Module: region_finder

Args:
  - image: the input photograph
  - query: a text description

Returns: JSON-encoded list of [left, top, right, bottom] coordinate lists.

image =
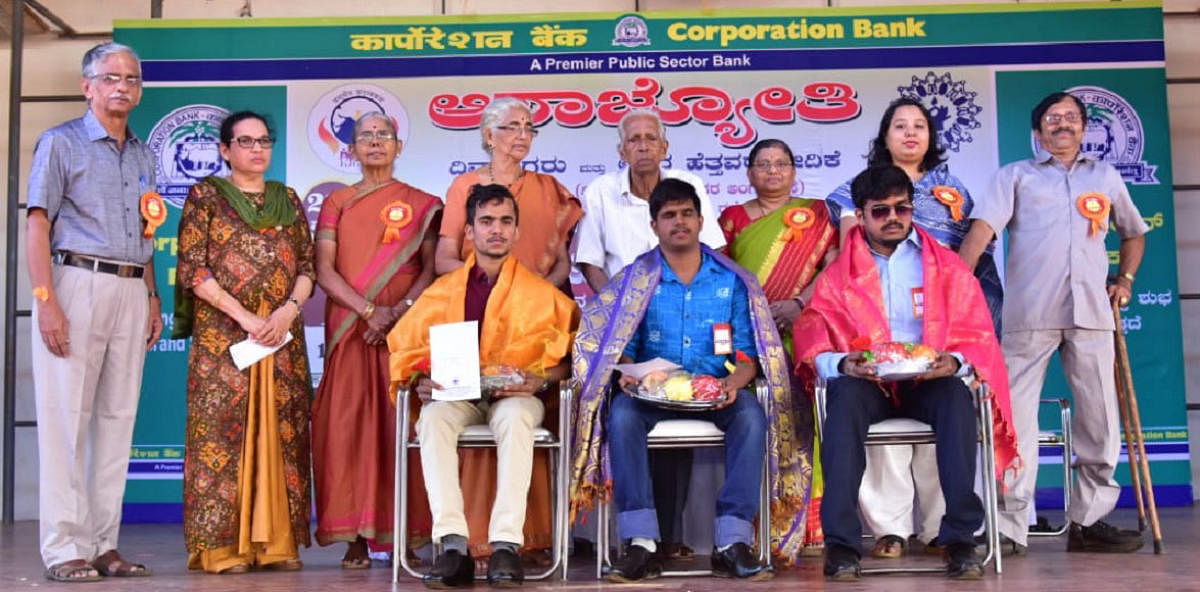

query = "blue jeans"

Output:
[[606, 390, 767, 547], [975, 252, 1004, 336]]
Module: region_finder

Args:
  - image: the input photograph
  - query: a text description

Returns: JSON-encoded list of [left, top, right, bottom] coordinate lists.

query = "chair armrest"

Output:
[[558, 379, 575, 444], [1040, 397, 1070, 411], [754, 377, 770, 411], [814, 376, 828, 438]]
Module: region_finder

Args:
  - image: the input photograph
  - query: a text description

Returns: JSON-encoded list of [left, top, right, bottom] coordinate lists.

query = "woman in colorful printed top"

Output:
[[176, 111, 315, 574]]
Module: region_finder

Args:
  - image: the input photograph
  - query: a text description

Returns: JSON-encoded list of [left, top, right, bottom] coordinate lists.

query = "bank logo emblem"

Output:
[[307, 83, 410, 173], [897, 71, 981, 153], [1065, 85, 1158, 185], [147, 104, 229, 209], [612, 15, 650, 48]]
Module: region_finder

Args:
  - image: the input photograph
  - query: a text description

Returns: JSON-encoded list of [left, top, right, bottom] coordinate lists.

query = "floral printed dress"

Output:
[[177, 179, 315, 556]]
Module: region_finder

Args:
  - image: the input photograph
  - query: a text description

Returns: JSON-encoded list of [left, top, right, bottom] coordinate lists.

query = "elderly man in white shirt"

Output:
[[572, 108, 724, 558], [573, 109, 725, 293]]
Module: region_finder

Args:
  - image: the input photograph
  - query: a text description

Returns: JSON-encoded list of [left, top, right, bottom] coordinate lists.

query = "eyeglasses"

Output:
[[232, 136, 275, 149], [92, 73, 142, 87], [752, 160, 793, 171], [494, 124, 538, 137], [356, 131, 396, 142], [1044, 112, 1083, 124], [867, 203, 915, 221]]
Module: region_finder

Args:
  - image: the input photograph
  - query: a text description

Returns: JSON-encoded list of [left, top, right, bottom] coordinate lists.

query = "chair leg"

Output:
[[981, 402, 1001, 575], [393, 397, 410, 581], [596, 503, 607, 579], [395, 401, 421, 581]]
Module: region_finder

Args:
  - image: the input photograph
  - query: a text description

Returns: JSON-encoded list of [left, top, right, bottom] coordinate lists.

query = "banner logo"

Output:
[[897, 71, 981, 152], [612, 15, 650, 48], [147, 104, 229, 209], [1066, 85, 1158, 185], [307, 83, 410, 173]]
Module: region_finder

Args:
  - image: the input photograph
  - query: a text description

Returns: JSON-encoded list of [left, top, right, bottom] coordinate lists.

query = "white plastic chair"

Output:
[[391, 382, 573, 583], [814, 375, 1002, 575], [595, 380, 772, 579], [1029, 398, 1074, 537]]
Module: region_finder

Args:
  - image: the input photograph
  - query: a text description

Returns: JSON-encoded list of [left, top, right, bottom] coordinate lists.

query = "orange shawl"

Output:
[[793, 226, 1019, 480], [386, 252, 578, 395]]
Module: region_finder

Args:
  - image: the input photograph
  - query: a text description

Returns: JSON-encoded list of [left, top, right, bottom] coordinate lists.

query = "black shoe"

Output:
[[423, 549, 474, 589], [607, 544, 662, 583], [945, 542, 983, 580], [711, 542, 774, 581], [1067, 520, 1144, 553], [485, 548, 523, 588], [823, 544, 861, 582], [974, 532, 1027, 557]]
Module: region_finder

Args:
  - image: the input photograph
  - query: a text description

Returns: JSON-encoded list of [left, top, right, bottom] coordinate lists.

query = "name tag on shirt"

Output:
[[912, 287, 925, 318], [713, 323, 733, 355]]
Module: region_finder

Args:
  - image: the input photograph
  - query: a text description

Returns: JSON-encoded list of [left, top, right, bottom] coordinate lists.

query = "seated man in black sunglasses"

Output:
[[793, 165, 1017, 582]]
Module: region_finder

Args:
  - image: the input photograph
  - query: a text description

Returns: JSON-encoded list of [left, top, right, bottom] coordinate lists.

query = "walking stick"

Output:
[[1112, 360, 1146, 532], [1112, 302, 1164, 554]]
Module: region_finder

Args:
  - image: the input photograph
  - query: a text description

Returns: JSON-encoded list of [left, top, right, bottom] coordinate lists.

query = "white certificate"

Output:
[[229, 331, 293, 371], [429, 321, 482, 401]]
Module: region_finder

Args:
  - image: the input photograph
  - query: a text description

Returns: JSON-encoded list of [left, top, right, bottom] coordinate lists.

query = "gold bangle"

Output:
[[213, 291, 223, 308], [1120, 271, 1135, 283], [361, 301, 376, 320]]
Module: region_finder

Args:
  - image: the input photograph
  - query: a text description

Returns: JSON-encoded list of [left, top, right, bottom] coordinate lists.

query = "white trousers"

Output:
[[998, 328, 1121, 545], [32, 265, 148, 567], [416, 395, 544, 546], [859, 444, 945, 543]]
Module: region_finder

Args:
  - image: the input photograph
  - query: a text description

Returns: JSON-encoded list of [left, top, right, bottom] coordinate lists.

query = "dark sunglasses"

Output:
[[866, 203, 915, 221]]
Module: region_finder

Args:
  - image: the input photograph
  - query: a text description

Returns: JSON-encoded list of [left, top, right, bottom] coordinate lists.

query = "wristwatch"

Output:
[[1119, 271, 1135, 283]]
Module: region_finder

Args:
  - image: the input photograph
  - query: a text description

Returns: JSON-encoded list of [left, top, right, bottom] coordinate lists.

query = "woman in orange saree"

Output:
[[311, 113, 443, 567], [428, 97, 581, 564], [718, 139, 837, 558]]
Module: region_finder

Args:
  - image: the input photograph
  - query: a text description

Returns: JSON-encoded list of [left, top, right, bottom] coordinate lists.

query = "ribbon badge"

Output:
[[140, 192, 167, 238], [931, 185, 965, 221], [781, 206, 816, 242], [380, 200, 413, 244], [1076, 192, 1110, 237]]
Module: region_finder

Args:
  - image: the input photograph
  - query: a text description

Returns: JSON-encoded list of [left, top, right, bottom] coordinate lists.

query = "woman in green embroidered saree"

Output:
[[178, 112, 316, 573], [717, 139, 837, 556]]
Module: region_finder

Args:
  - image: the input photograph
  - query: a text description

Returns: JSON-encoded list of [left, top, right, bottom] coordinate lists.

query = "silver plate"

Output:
[[631, 386, 726, 411], [875, 370, 928, 382], [874, 359, 931, 382]]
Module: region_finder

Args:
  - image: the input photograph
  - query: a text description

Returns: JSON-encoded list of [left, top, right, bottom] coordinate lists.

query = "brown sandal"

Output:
[[341, 538, 371, 569], [45, 559, 102, 582], [91, 550, 152, 577], [260, 558, 303, 571], [870, 535, 906, 559]]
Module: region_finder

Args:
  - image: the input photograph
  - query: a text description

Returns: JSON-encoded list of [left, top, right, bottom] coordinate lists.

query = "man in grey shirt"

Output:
[[26, 42, 162, 581], [960, 91, 1146, 554]]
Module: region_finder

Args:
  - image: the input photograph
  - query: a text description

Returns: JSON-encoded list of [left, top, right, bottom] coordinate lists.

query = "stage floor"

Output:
[[0, 507, 1192, 591]]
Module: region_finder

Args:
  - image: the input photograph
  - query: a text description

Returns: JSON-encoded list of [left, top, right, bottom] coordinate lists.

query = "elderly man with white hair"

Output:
[[573, 109, 725, 293], [26, 41, 162, 582]]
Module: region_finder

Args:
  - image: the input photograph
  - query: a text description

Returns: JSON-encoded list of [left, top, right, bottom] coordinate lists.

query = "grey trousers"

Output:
[[998, 328, 1122, 545], [33, 265, 148, 567]]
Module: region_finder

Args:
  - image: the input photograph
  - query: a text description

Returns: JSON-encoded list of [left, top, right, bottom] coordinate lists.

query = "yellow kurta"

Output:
[[387, 253, 577, 390]]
